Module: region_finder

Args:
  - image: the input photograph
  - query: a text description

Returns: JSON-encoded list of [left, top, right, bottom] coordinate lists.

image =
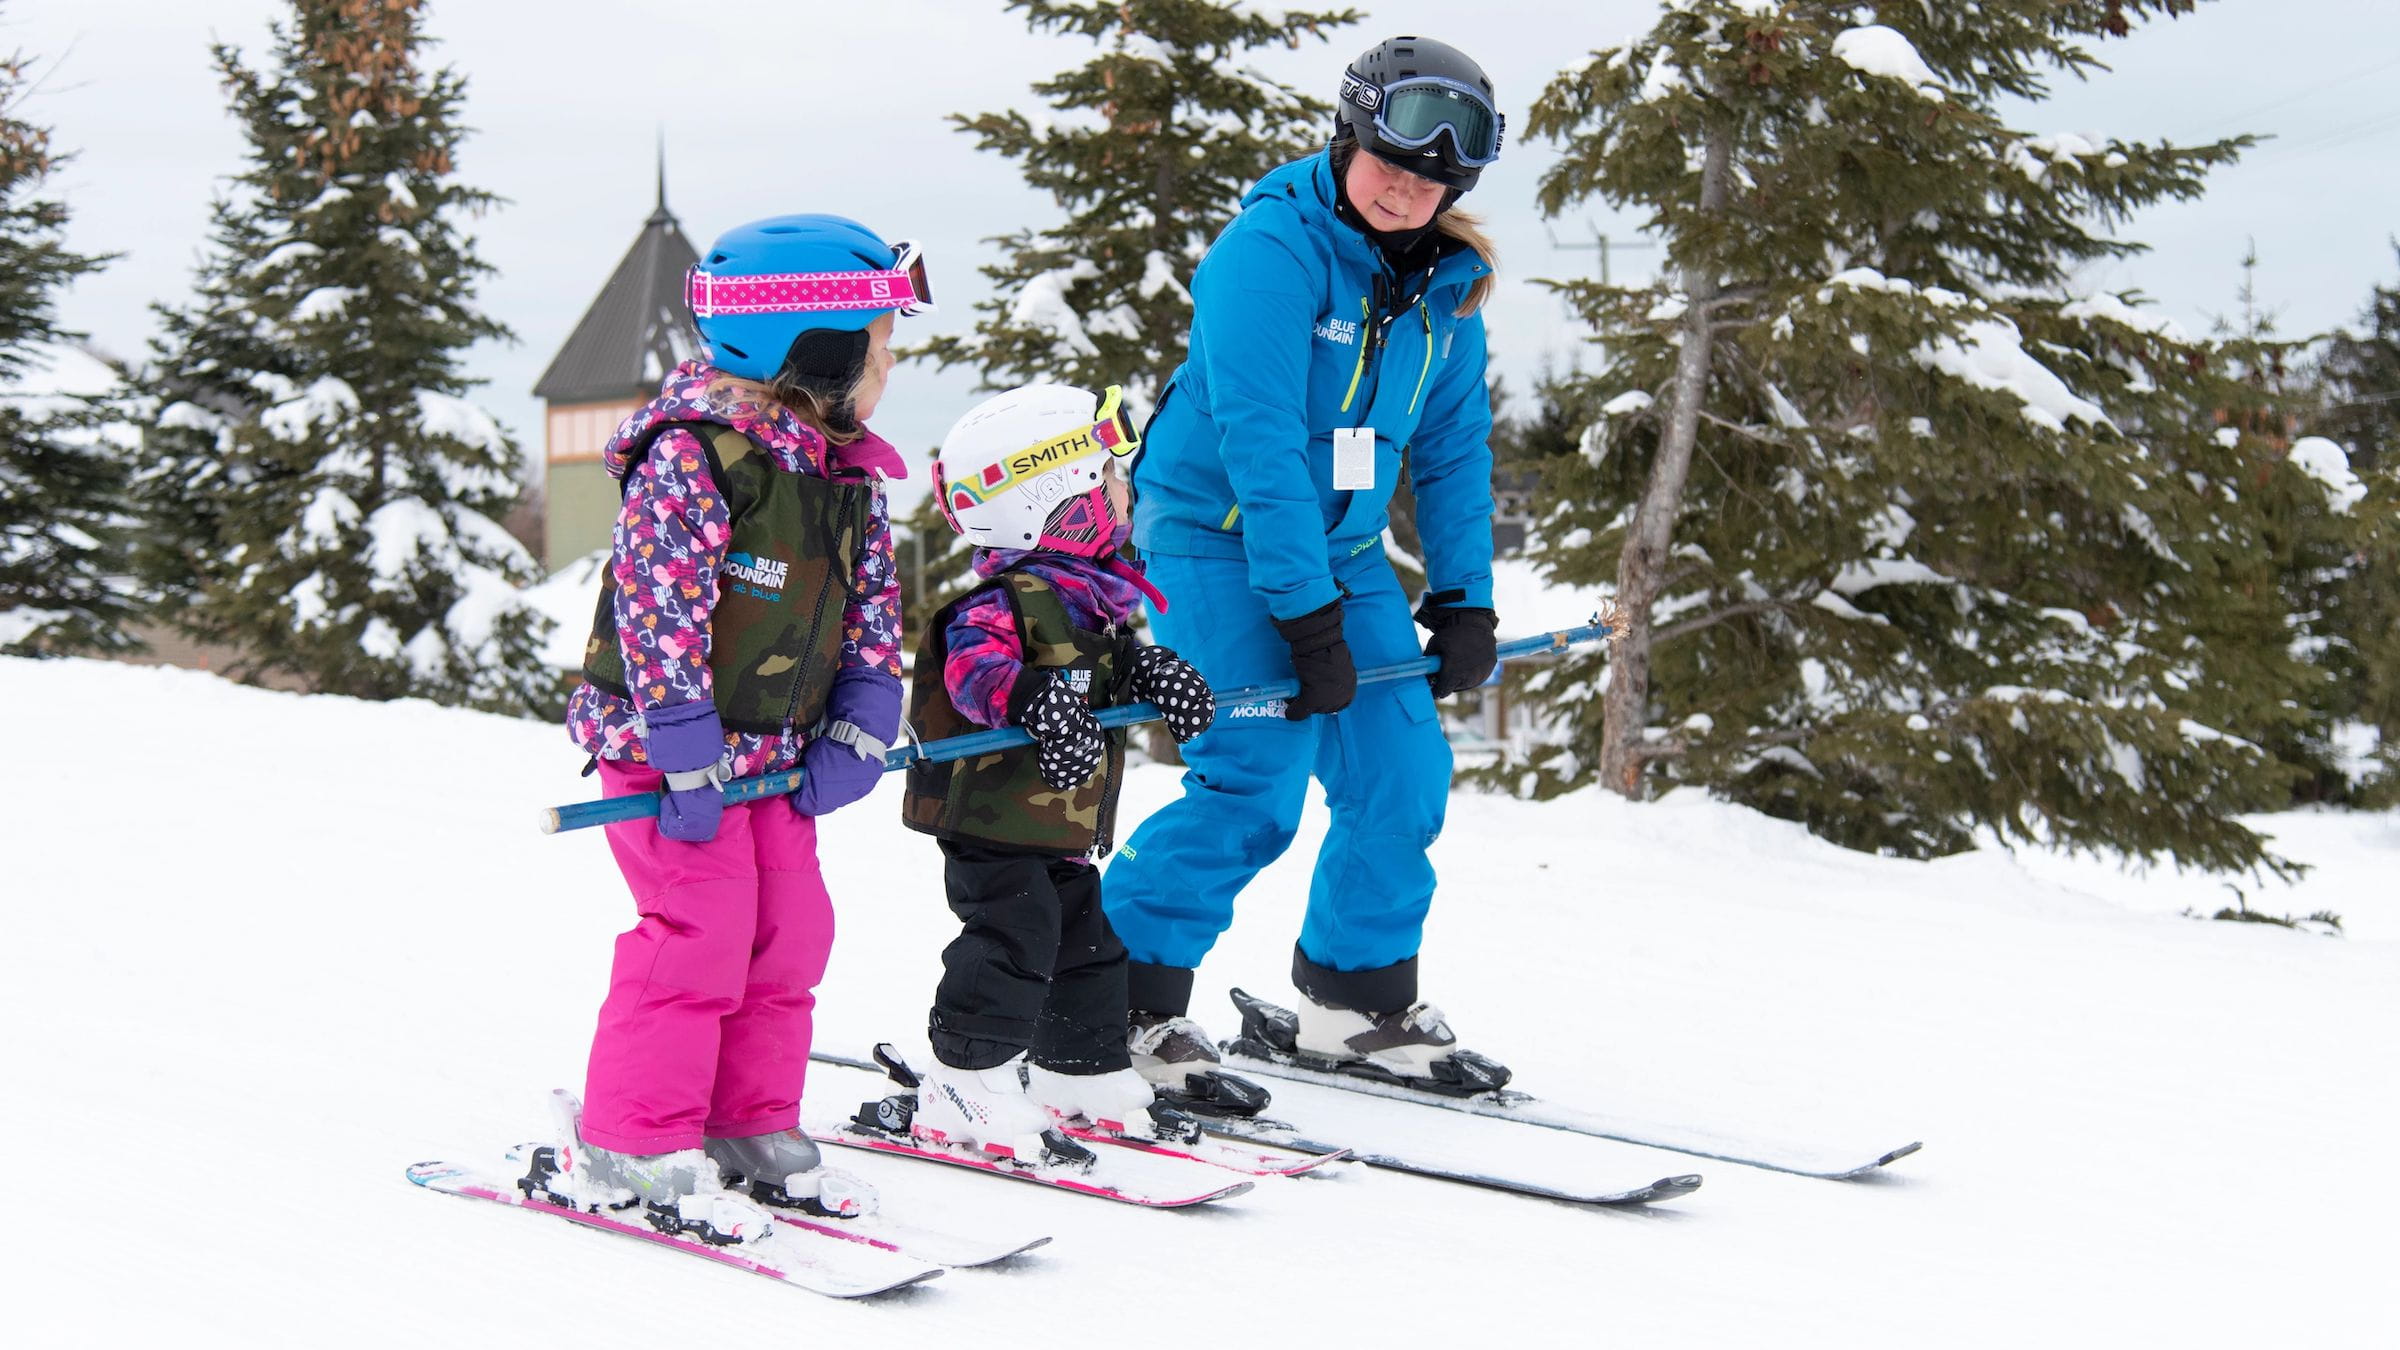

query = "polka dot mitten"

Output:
[[1128, 644, 1216, 744], [1008, 668, 1108, 790]]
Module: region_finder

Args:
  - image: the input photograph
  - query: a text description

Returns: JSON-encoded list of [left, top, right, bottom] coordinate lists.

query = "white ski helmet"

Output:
[[935, 383, 1141, 555]]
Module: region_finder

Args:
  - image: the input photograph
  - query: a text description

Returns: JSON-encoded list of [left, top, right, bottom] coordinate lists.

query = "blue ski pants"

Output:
[[1103, 548, 1452, 997]]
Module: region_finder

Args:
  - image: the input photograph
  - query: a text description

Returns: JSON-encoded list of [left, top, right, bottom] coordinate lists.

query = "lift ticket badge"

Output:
[[1333, 426, 1375, 491]]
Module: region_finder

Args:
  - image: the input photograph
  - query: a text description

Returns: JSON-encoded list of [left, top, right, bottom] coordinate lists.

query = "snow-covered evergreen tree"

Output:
[[2194, 248, 2388, 805], [1510, 0, 2320, 871], [920, 0, 1358, 406], [2298, 254, 2400, 804], [2267, 427, 2398, 807], [137, 0, 549, 713], [2312, 250, 2400, 473], [0, 42, 136, 658]]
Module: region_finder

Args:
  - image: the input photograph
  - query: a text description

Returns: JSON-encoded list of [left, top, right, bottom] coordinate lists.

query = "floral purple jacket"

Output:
[[566, 361, 904, 779], [941, 545, 1166, 729]]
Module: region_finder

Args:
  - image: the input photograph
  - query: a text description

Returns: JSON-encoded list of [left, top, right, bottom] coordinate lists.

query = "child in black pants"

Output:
[[898, 383, 1213, 1161]]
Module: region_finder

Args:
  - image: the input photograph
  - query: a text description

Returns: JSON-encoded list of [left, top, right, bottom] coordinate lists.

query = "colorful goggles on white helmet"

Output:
[[940, 385, 1141, 522], [685, 238, 934, 319], [1340, 72, 1505, 167]]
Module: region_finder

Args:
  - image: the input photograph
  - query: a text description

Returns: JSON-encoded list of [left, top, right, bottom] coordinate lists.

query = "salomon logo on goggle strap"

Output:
[[687, 265, 923, 318]]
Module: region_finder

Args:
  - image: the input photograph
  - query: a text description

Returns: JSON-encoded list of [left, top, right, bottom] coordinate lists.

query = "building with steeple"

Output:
[[532, 162, 698, 570]]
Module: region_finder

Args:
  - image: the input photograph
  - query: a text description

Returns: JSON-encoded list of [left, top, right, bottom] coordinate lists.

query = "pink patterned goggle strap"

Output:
[[687, 266, 922, 318]]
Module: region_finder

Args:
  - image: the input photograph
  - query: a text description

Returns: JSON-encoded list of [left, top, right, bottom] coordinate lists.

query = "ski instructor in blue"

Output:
[[1106, 36, 1509, 1093]]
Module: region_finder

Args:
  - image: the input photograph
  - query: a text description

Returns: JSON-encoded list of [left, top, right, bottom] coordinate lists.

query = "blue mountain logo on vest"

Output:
[[724, 551, 789, 601], [1061, 669, 1094, 698]]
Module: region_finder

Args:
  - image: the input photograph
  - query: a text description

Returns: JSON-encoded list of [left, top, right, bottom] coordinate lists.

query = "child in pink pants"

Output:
[[551, 214, 928, 1240], [586, 760, 836, 1150]]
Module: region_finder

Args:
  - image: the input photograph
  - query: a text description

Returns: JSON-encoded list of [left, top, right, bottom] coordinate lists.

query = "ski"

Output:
[[1055, 1122, 1351, 1177], [406, 1157, 942, 1299], [805, 1047, 1693, 1205], [490, 1143, 1051, 1269], [1192, 1115, 1702, 1207], [812, 1044, 1313, 1186], [804, 1116, 1256, 1209], [1223, 988, 1921, 1181], [747, 1200, 1048, 1269]]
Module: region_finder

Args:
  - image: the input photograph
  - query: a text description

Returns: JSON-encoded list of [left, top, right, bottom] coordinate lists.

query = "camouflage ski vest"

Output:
[[583, 420, 871, 735], [901, 570, 1135, 857]]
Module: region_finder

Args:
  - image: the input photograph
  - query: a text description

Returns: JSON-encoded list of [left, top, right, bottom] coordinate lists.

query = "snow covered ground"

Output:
[[7, 656, 2393, 1347]]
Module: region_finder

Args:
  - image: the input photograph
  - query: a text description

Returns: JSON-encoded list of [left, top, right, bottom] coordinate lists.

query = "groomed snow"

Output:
[[5, 656, 2391, 1346]]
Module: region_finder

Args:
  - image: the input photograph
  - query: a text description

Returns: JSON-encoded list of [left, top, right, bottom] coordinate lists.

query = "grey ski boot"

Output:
[[1127, 1010, 1227, 1090], [538, 1089, 774, 1245], [705, 1129, 877, 1218]]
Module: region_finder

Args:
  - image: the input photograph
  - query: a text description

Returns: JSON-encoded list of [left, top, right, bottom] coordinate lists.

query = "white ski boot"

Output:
[[1294, 996, 1511, 1089], [1127, 1010, 1225, 1090], [542, 1090, 773, 1245], [705, 1129, 877, 1219], [1026, 1063, 1176, 1140], [910, 1054, 1063, 1164]]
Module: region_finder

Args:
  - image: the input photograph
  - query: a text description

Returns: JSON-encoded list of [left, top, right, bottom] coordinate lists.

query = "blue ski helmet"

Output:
[[686, 214, 929, 383]]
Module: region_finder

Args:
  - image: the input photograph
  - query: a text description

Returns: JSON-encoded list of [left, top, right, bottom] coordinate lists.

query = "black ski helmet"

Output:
[[1334, 36, 1504, 193]]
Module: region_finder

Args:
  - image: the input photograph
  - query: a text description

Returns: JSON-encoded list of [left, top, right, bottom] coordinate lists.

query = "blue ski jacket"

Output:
[[1130, 151, 1497, 622]]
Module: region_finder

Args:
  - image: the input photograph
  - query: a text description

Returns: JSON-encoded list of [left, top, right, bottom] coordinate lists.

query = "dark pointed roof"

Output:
[[533, 158, 700, 405]]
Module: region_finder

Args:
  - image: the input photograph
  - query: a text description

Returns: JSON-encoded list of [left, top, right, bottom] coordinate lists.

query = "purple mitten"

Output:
[[792, 671, 902, 816], [642, 699, 727, 843]]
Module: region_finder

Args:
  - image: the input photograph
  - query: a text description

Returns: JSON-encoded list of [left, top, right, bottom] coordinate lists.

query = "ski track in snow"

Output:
[[5, 657, 2393, 1347]]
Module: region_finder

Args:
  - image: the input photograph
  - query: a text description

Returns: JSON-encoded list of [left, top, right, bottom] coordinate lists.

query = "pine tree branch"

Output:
[[1700, 284, 1769, 316], [1695, 409, 1790, 447], [1628, 722, 1820, 770], [1625, 738, 1687, 766], [1629, 724, 1828, 766], [1653, 598, 1792, 645], [1743, 729, 1817, 748], [1660, 559, 1711, 591]]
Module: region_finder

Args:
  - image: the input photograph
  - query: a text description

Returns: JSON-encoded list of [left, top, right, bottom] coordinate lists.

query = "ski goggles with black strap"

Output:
[[686, 239, 935, 319], [1341, 72, 1505, 167]]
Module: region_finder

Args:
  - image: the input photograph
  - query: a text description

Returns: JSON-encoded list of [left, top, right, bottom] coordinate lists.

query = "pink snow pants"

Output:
[[580, 760, 836, 1154]]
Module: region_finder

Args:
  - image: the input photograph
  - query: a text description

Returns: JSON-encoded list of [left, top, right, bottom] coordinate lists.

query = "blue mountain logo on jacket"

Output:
[[724, 551, 789, 600], [1314, 316, 1359, 346]]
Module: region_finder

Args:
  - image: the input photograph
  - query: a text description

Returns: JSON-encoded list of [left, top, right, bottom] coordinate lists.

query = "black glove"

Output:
[[1008, 666, 1107, 790], [1417, 591, 1498, 697], [1128, 644, 1216, 744], [1272, 599, 1356, 720]]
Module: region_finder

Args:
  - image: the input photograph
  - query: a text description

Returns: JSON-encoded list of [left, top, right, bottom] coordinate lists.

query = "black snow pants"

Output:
[[927, 840, 1133, 1075]]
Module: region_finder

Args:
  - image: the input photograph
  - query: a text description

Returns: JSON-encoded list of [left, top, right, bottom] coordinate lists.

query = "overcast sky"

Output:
[[14, 0, 2399, 513]]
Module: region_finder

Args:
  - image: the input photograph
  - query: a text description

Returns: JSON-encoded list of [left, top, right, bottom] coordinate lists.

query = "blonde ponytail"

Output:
[[1434, 209, 1497, 317]]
